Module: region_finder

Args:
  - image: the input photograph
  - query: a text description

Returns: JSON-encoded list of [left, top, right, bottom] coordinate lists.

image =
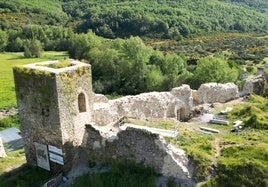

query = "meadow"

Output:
[[0, 52, 68, 109]]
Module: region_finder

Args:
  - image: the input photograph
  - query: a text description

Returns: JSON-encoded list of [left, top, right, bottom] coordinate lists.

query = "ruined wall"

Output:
[[0, 137, 6, 158], [197, 83, 239, 104], [242, 73, 268, 97], [94, 91, 187, 126], [170, 85, 193, 117], [80, 125, 194, 186]]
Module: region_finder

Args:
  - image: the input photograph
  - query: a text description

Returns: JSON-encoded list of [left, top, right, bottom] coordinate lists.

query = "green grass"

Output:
[[0, 149, 52, 186], [129, 119, 177, 130], [169, 128, 215, 181], [40, 60, 73, 69], [0, 52, 68, 109], [73, 161, 157, 187], [0, 149, 25, 176], [227, 95, 268, 130], [0, 114, 20, 131], [0, 165, 52, 187]]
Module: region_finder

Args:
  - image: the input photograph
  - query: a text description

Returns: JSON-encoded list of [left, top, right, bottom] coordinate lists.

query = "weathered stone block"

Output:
[[197, 83, 239, 103]]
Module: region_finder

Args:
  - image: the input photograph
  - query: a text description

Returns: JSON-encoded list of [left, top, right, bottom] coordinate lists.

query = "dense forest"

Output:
[[1, 0, 268, 39], [0, 0, 267, 94]]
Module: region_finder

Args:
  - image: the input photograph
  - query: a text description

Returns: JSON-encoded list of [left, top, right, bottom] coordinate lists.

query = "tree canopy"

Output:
[[187, 55, 240, 89], [0, 0, 268, 39], [68, 31, 188, 95]]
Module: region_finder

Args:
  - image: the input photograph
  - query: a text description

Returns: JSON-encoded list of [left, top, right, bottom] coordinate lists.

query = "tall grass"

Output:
[[0, 114, 20, 130], [0, 52, 68, 109], [73, 161, 157, 187]]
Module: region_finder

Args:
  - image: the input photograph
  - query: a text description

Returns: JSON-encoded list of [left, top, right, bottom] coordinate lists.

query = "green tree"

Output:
[[189, 55, 240, 89], [0, 30, 8, 52], [23, 39, 43, 58]]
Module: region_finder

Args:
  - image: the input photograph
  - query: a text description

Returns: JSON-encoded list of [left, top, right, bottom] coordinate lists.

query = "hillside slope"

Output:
[[0, 0, 268, 39], [0, 0, 67, 28]]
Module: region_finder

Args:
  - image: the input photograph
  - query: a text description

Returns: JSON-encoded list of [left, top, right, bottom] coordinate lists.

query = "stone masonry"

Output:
[[13, 60, 93, 173], [13, 59, 240, 180], [93, 90, 190, 126]]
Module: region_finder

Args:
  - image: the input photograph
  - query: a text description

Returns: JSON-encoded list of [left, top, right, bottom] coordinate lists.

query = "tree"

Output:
[[0, 30, 7, 52], [23, 39, 43, 58], [189, 55, 240, 89]]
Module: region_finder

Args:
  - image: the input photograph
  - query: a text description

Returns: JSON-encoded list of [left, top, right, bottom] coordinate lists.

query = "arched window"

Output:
[[78, 93, 86, 113]]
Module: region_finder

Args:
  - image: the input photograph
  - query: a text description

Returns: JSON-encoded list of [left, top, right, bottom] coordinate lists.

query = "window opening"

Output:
[[78, 93, 86, 112]]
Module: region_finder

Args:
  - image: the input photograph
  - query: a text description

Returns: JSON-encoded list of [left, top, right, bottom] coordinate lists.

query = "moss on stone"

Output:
[[40, 60, 73, 69]]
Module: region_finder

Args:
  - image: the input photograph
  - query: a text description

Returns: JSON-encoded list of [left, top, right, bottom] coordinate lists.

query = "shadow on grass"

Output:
[[0, 165, 52, 187]]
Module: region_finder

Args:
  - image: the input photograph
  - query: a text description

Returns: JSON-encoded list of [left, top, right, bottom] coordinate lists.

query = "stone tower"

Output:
[[13, 60, 93, 173]]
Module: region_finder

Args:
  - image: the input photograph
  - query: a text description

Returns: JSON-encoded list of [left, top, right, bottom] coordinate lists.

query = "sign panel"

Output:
[[48, 145, 64, 165], [34, 142, 50, 171], [49, 152, 64, 165], [48, 145, 63, 155]]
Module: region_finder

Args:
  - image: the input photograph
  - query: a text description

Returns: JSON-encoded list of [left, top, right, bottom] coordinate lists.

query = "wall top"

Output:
[[21, 59, 91, 74]]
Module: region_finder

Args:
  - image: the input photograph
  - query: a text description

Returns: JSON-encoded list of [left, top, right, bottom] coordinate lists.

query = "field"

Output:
[[0, 52, 68, 109]]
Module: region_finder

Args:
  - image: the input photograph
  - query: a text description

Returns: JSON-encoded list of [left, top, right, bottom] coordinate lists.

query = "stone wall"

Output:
[[13, 60, 94, 173], [242, 73, 268, 97], [170, 85, 193, 115], [94, 91, 188, 126], [197, 83, 239, 104], [0, 137, 6, 158], [13, 67, 63, 170], [80, 124, 194, 186]]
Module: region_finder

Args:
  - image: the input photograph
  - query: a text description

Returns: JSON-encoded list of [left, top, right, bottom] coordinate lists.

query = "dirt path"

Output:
[[0, 108, 18, 119]]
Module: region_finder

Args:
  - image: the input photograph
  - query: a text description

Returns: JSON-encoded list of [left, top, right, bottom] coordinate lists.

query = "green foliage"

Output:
[[45, 60, 72, 69], [0, 29, 7, 51], [73, 161, 157, 187], [175, 130, 214, 181], [1, 0, 268, 41], [215, 145, 268, 187], [23, 39, 43, 58], [227, 95, 268, 129], [187, 55, 240, 89], [0, 114, 19, 131], [0, 0, 67, 28], [68, 31, 188, 95], [61, 0, 268, 39]]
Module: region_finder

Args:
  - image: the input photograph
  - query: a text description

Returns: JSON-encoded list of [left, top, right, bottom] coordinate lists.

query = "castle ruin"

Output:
[[13, 60, 239, 185]]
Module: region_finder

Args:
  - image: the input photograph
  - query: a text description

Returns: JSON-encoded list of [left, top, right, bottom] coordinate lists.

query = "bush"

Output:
[[24, 39, 43, 58], [0, 114, 20, 130]]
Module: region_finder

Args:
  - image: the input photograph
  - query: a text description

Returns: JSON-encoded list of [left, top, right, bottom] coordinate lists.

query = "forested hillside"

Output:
[[1, 0, 268, 39], [0, 0, 267, 95]]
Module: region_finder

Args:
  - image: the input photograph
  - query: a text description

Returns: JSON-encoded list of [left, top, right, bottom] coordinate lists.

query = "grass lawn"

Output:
[[0, 52, 68, 109], [0, 149, 51, 186]]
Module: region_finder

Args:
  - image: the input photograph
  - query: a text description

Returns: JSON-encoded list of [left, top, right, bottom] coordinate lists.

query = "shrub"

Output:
[[24, 39, 43, 58], [0, 114, 20, 130]]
